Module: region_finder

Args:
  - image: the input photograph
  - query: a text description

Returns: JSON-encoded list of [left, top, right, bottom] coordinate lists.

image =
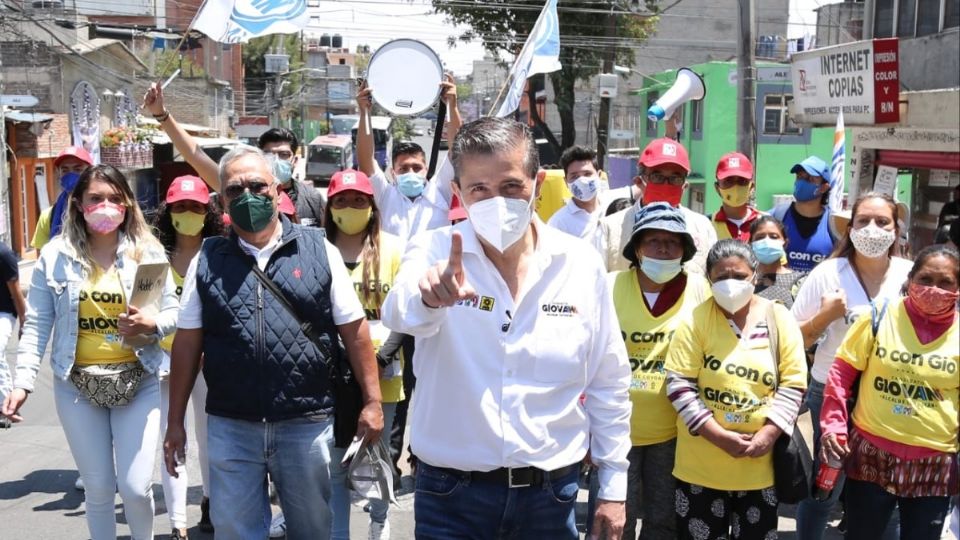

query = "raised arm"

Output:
[[143, 82, 219, 188], [355, 81, 376, 177]]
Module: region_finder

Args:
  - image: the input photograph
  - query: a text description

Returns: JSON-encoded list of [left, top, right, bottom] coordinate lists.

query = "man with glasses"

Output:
[[164, 145, 383, 539], [597, 138, 716, 274], [769, 156, 837, 273], [31, 146, 94, 250], [710, 152, 761, 242]]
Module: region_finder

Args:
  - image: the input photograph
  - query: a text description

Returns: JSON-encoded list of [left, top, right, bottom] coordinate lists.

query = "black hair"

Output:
[[749, 214, 787, 240], [258, 128, 299, 154], [950, 217, 960, 248], [559, 146, 598, 176], [908, 244, 959, 281], [605, 197, 633, 217], [391, 140, 425, 166], [935, 222, 952, 245], [152, 200, 225, 254]]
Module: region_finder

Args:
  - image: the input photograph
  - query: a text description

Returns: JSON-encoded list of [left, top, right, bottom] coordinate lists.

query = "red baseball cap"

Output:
[[328, 169, 374, 198], [716, 152, 754, 181], [54, 146, 94, 168], [639, 138, 690, 173], [166, 175, 210, 204], [448, 194, 467, 222]]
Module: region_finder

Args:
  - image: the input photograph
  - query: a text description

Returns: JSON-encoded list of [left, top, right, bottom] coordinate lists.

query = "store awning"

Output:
[[877, 150, 960, 171]]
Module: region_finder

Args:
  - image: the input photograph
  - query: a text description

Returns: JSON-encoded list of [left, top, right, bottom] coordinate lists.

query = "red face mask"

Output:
[[908, 282, 959, 317], [643, 183, 683, 207]]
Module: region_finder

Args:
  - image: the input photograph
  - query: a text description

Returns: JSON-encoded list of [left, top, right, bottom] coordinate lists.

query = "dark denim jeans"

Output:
[[414, 461, 579, 540], [845, 478, 950, 540]]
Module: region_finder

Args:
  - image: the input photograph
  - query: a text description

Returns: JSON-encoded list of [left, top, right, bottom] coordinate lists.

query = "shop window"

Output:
[[916, 0, 942, 35], [762, 94, 801, 136], [875, 0, 895, 37], [898, 0, 917, 36]]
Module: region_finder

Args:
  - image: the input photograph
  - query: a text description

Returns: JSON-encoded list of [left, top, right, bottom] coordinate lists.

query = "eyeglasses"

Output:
[[646, 171, 686, 186], [265, 150, 294, 161], [223, 179, 271, 199], [717, 177, 751, 189], [330, 195, 372, 210]]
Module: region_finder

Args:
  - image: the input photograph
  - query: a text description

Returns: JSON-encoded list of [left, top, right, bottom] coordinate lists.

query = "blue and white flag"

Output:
[[495, 0, 562, 118], [829, 110, 845, 214], [193, 0, 309, 44]]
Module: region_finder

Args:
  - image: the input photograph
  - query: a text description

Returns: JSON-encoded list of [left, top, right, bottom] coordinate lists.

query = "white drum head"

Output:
[[367, 39, 443, 116]]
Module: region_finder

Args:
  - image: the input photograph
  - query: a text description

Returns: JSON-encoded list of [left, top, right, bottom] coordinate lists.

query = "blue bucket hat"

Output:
[[623, 202, 697, 266], [790, 156, 830, 180]]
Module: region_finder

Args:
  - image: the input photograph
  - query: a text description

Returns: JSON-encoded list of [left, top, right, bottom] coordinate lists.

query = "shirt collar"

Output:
[[713, 206, 760, 224]]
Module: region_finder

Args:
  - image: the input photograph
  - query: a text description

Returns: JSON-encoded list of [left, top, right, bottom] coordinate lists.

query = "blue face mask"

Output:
[[60, 172, 81, 192], [397, 172, 426, 198], [272, 158, 294, 185], [751, 238, 786, 264], [793, 178, 821, 202]]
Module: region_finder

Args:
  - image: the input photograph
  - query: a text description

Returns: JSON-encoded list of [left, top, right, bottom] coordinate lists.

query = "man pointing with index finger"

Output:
[[383, 117, 631, 539]]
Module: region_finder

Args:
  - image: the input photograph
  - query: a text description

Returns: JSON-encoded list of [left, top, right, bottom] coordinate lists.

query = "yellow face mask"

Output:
[[171, 211, 206, 236], [718, 184, 751, 207], [331, 207, 372, 235]]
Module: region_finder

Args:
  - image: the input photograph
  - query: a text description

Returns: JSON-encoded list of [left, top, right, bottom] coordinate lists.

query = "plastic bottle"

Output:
[[813, 433, 847, 501]]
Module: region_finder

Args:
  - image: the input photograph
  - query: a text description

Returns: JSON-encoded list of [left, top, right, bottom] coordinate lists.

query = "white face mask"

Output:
[[569, 176, 599, 202], [640, 256, 682, 284], [711, 278, 754, 313], [849, 223, 896, 259], [466, 194, 534, 253]]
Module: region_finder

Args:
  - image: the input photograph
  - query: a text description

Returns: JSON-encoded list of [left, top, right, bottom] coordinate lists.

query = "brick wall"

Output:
[[9, 114, 72, 159]]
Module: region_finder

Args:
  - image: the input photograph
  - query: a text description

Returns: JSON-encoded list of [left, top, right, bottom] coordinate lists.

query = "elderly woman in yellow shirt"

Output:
[[665, 239, 808, 540]]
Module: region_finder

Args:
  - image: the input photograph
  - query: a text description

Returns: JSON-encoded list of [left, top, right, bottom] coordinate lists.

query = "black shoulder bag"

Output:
[[766, 302, 815, 504], [249, 263, 364, 448]]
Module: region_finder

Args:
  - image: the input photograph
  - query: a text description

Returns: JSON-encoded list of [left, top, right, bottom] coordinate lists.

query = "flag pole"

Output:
[[487, 75, 513, 117], [156, 0, 209, 79]]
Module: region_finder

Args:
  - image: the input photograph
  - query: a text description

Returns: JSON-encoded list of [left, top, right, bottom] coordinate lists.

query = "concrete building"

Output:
[[815, 1, 867, 47], [631, 61, 846, 216]]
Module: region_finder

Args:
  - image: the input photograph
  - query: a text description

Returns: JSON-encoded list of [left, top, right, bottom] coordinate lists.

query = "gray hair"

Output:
[[218, 144, 274, 188], [706, 239, 759, 275], [450, 117, 539, 183]]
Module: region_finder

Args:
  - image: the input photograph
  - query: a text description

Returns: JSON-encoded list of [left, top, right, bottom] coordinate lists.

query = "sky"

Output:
[[307, 0, 825, 76]]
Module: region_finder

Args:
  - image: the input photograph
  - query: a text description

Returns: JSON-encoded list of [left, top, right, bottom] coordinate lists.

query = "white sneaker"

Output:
[[369, 519, 390, 540], [268, 512, 286, 538], [74, 477, 84, 491]]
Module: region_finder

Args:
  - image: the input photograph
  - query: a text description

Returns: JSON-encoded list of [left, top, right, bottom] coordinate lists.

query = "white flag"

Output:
[[495, 0, 562, 117], [193, 0, 309, 44]]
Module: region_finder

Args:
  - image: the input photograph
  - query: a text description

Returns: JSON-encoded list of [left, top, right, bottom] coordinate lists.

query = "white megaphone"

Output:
[[647, 68, 706, 122]]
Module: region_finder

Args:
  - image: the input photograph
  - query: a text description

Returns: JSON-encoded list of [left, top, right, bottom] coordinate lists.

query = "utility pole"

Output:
[[736, 0, 756, 163], [596, 9, 617, 170]]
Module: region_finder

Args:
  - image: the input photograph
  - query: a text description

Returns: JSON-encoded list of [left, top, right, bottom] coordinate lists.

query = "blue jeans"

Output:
[[207, 413, 335, 540], [329, 402, 398, 539], [797, 380, 845, 540], [414, 461, 579, 540], [845, 478, 949, 540]]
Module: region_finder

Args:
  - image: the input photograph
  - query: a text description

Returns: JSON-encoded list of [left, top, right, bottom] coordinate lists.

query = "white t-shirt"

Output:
[[547, 199, 603, 246], [791, 256, 912, 383], [177, 224, 364, 329]]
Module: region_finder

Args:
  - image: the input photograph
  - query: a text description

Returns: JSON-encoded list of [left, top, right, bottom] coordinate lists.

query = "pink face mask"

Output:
[[83, 201, 126, 234], [908, 282, 960, 317]]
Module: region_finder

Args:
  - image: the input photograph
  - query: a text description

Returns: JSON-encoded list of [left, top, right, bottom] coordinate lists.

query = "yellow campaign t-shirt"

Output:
[[612, 270, 711, 446], [837, 299, 959, 453], [666, 300, 807, 491], [31, 207, 53, 250], [76, 267, 136, 365], [159, 269, 185, 352], [348, 232, 405, 403]]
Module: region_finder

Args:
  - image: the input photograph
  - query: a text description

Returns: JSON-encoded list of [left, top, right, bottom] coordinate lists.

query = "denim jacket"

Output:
[[14, 235, 180, 392]]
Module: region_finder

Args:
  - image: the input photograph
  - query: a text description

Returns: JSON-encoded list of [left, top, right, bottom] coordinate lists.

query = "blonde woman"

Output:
[[3, 165, 179, 540]]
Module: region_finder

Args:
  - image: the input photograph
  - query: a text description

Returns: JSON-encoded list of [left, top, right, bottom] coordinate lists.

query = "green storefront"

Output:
[[634, 61, 872, 216]]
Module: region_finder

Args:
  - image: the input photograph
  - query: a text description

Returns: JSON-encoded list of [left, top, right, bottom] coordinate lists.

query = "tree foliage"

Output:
[[431, 0, 661, 150]]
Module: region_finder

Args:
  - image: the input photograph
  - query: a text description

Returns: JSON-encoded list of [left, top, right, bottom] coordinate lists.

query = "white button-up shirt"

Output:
[[547, 198, 603, 248], [370, 158, 455, 246], [381, 220, 632, 500]]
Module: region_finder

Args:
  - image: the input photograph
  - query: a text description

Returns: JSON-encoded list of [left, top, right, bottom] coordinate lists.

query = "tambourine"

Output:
[[366, 39, 444, 117]]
